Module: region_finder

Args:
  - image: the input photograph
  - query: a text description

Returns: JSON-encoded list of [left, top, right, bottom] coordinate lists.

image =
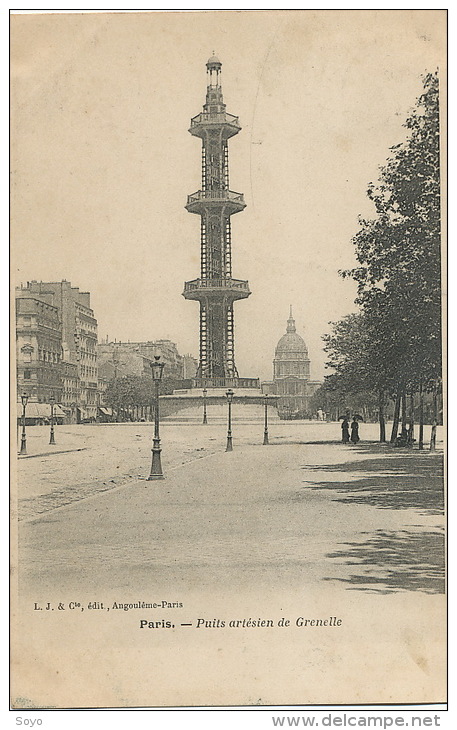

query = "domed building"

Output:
[[272, 308, 320, 419]]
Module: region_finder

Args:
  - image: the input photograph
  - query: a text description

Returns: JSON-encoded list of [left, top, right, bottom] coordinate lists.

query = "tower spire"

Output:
[[183, 58, 251, 384]]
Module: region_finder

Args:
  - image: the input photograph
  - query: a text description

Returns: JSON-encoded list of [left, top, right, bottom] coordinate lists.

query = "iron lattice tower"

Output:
[[183, 56, 251, 382]]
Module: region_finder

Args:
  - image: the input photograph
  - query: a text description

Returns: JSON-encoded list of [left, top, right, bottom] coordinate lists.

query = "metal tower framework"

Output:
[[183, 56, 251, 384]]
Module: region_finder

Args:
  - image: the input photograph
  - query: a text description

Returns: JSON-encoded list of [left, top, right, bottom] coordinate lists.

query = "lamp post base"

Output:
[[226, 436, 233, 452], [263, 430, 269, 445], [49, 431, 56, 445], [19, 439, 27, 456], [147, 442, 164, 479]]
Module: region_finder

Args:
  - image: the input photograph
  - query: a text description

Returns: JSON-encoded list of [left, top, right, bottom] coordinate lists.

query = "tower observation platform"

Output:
[[183, 56, 258, 390]]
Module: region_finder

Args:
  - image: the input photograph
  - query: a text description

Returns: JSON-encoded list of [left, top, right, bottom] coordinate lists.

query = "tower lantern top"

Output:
[[206, 53, 222, 87], [206, 53, 222, 71]]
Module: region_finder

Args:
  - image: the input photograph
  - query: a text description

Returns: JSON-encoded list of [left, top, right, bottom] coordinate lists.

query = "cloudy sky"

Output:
[[11, 10, 446, 381]]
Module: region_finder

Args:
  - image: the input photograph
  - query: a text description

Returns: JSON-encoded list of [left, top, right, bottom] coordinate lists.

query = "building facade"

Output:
[[16, 290, 63, 404], [97, 340, 185, 382], [61, 360, 80, 421], [182, 56, 255, 387], [272, 309, 320, 419], [182, 353, 198, 380], [19, 280, 98, 421]]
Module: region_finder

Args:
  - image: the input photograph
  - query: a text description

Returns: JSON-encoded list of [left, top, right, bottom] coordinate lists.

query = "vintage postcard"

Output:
[[10, 10, 447, 710]]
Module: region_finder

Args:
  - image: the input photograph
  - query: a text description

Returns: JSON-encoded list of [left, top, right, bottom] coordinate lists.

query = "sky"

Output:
[[10, 10, 446, 382]]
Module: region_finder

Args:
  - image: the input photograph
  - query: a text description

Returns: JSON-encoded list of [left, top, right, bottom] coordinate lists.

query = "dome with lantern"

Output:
[[273, 308, 310, 380]]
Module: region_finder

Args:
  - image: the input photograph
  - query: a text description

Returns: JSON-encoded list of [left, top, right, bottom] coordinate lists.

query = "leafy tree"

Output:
[[104, 375, 192, 420], [339, 71, 441, 446], [322, 312, 392, 440], [104, 376, 154, 420]]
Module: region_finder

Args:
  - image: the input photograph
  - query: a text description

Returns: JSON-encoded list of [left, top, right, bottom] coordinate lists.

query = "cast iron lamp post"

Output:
[[112, 351, 119, 421], [147, 355, 165, 480], [263, 394, 270, 445], [202, 387, 208, 424], [49, 394, 56, 445], [225, 388, 234, 452], [19, 392, 29, 455]]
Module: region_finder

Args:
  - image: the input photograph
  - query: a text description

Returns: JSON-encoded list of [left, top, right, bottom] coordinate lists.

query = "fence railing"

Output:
[[183, 278, 250, 293], [190, 111, 240, 128], [193, 377, 260, 389], [186, 190, 245, 206]]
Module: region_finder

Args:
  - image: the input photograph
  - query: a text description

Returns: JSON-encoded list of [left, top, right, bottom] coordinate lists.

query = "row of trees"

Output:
[[319, 72, 442, 448], [103, 375, 190, 420]]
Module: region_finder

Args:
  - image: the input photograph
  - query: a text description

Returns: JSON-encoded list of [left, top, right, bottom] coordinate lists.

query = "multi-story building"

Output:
[[153, 340, 184, 380], [97, 340, 185, 382], [183, 353, 198, 380], [15, 289, 63, 403], [20, 280, 98, 421], [61, 360, 80, 422], [97, 343, 150, 381]]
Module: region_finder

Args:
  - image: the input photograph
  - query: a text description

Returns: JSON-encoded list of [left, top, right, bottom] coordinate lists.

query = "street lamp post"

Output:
[[147, 355, 165, 480], [202, 387, 208, 424], [19, 392, 29, 455], [49, 394, 56, 445], [112, 352, 119, 421], [263, 394, 270, 445], [226, 388, 234, 452]]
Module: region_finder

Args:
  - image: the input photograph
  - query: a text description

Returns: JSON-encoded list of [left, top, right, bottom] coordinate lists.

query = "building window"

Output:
[[24, 370, 31, 379], [21, 344, 34, 362]]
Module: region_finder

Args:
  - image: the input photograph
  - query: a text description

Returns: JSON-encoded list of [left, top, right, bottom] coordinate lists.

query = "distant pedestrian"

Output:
[[350, 418, 360, 444], [341, 418, 350, 443]]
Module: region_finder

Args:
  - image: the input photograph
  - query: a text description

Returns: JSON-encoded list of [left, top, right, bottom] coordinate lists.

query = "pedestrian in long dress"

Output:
[[341, 418, 350, 443], [350, 418, 360, 444]]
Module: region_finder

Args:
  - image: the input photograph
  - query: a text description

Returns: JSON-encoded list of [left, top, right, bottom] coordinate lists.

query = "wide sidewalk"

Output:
[[13, 423, 446, 707], [17, 424, 444, 599]]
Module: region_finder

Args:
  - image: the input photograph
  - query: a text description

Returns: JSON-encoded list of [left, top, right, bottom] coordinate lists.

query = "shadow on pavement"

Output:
[[302, 445, 444, 515], [295, 443, 445, 594], [324, 529, 445, 594]]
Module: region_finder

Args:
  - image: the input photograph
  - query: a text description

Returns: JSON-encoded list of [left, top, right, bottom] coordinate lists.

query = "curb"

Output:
[[18, 448, 88, 459]]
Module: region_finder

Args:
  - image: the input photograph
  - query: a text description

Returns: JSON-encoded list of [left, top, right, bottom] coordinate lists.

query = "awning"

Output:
[[17, 403, 66, 418], [98, 407, 113, 416]]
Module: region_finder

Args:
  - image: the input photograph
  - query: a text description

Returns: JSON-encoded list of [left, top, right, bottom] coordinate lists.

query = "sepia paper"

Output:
[[10, 10, 447, 710]]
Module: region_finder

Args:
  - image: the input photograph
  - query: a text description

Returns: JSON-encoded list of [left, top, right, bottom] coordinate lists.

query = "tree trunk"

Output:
[[430, 383, 438, 451], [418, 381, 424, 450], [390, 390, 402, 443], [407, 392, 415, 445], [401, 389, 408, 439], [379, 389, 386, 443], [430, 420, 437, 451]]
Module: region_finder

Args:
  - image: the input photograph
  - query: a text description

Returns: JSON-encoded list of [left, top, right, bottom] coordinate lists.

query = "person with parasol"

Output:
[[350, 415, 363, 444], [340, 414, 350, 443]]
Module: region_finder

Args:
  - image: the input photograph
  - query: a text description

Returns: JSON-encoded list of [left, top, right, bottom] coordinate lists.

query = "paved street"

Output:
[[16, 412, 444, 597], [13, 412, 446, 707]]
